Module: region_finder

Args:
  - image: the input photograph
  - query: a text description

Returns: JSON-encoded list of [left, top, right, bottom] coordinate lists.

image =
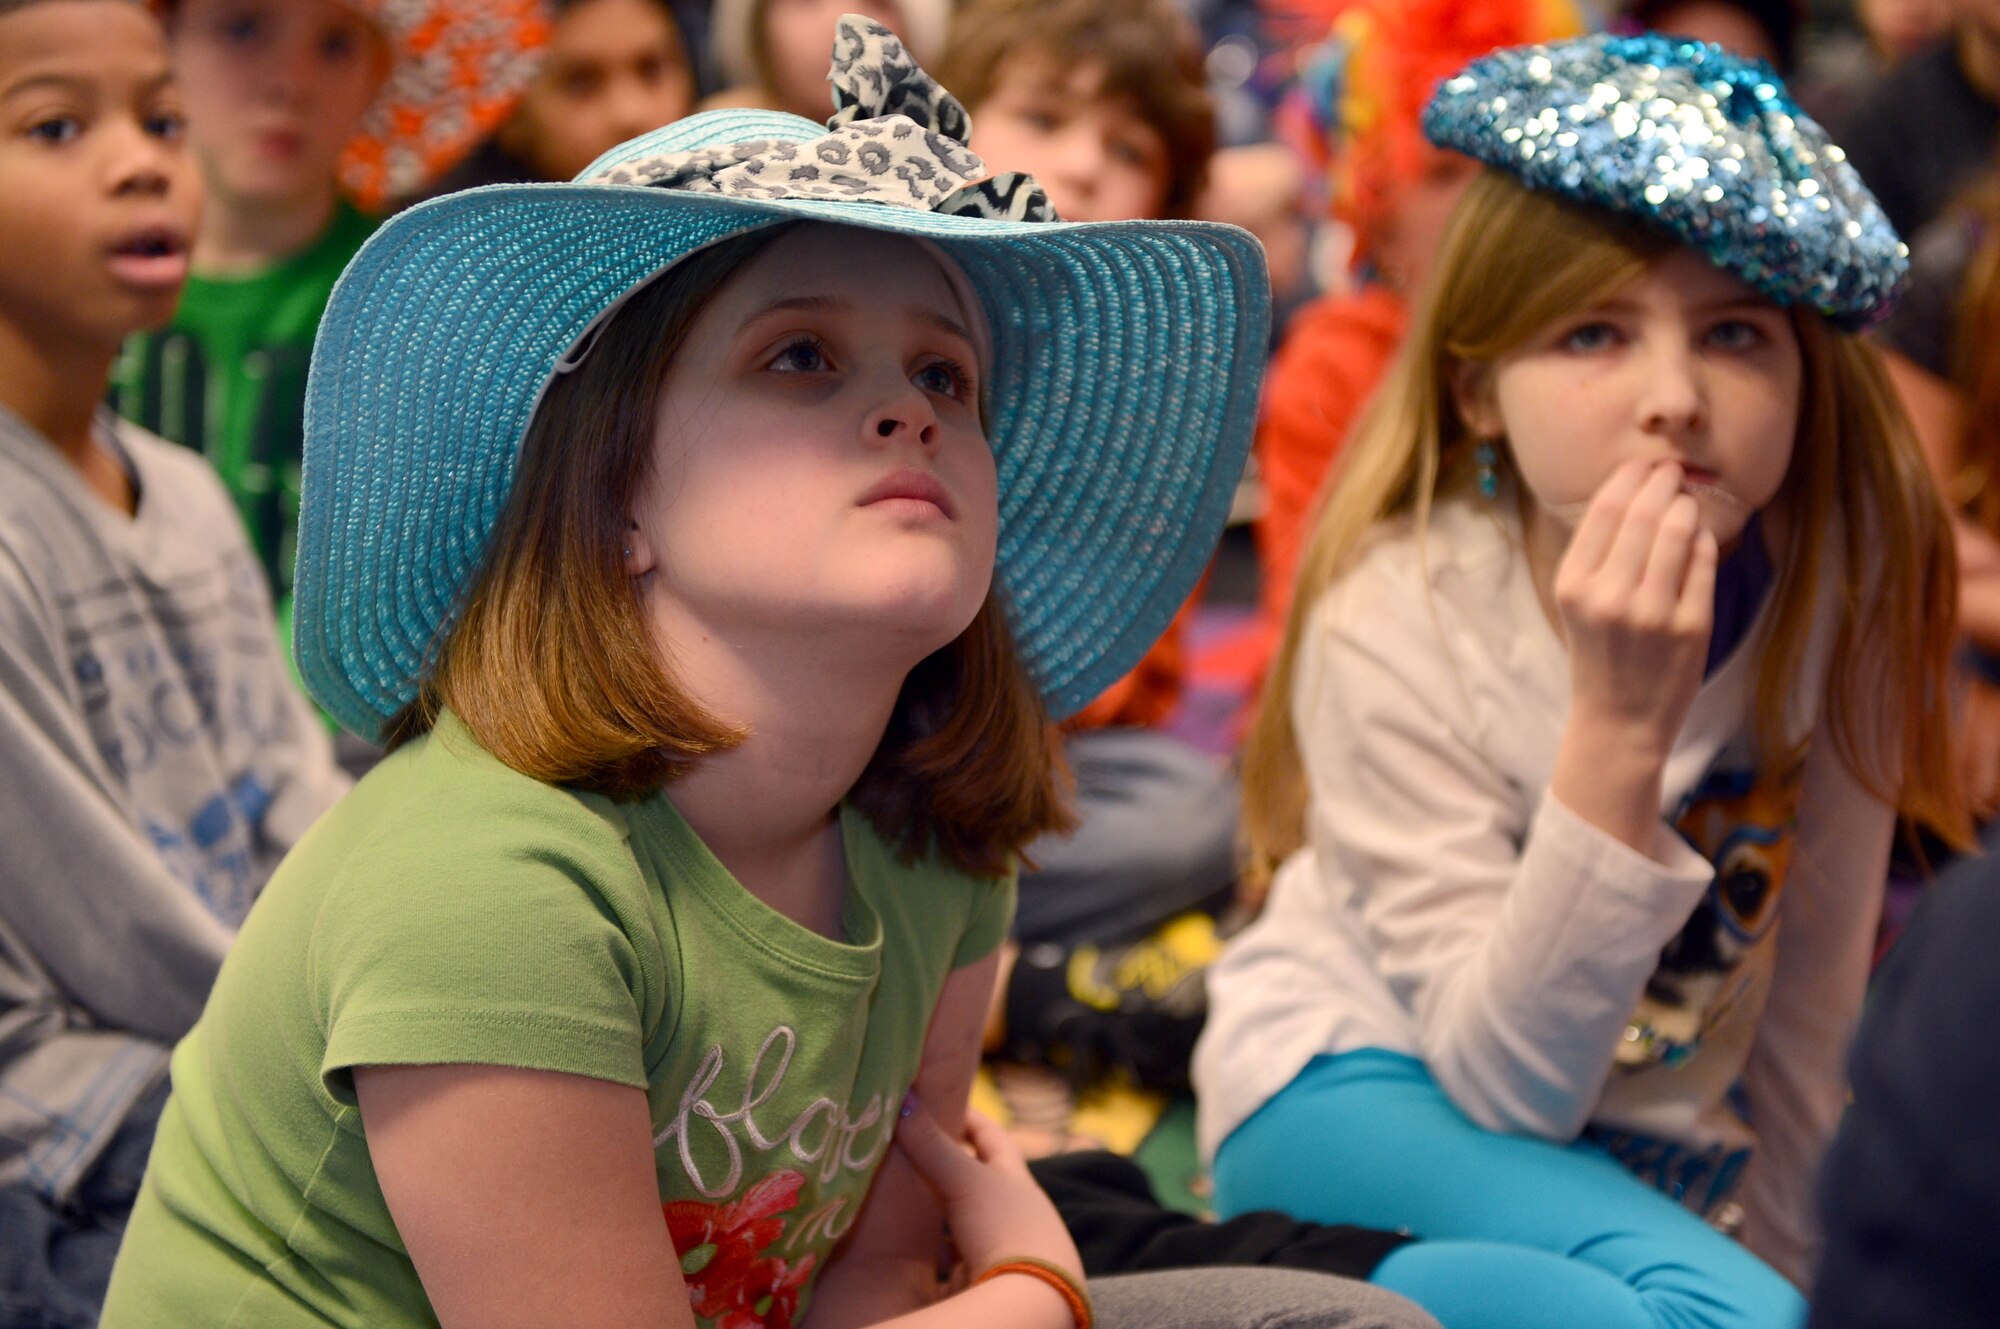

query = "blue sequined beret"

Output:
[[1422, 32, 1907, 328]]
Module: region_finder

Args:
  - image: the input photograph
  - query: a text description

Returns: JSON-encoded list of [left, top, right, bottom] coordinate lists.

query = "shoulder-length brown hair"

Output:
[[387, 223, 1074, 878], [1242, 170, 1969, 888], [936, 0, 1215, 218]]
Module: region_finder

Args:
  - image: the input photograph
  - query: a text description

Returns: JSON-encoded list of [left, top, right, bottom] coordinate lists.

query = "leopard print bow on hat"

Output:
[[584, 15, 1060, 222]]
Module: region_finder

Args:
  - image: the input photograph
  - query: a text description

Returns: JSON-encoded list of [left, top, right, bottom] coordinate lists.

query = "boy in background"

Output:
[[110, 0, 545, 640], [0, 0, 347, 1321], [936, 0, 1230, 1097], [422, 0, 697, 194]]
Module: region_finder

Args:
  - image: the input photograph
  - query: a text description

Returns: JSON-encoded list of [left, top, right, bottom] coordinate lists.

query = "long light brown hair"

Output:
[[1242, 170, 1968, 888], [388, 224, 1075, 879]]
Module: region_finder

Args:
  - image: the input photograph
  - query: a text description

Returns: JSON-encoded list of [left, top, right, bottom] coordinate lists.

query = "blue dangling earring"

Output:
[[1475, 439, 1500, 501]]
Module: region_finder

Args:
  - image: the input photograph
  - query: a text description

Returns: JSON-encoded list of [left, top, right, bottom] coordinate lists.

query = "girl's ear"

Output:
[[622, 518, 657, 579], [1447, 356, 1504, 439]]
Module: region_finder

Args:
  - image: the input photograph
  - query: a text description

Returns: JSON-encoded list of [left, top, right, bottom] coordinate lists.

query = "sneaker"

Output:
[[1003, 913, 1221, 1093]]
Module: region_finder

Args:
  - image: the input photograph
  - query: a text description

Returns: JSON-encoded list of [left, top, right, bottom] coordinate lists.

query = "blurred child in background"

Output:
[[423, 0, 696, 194], [110, 0, 546, 642], [1836, 0, 2000, 238], [0, 1, 346, 1321]]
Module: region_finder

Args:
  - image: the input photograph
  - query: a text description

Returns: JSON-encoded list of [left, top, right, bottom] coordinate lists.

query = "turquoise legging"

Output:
[[1212, 1050, 1806, 1329]]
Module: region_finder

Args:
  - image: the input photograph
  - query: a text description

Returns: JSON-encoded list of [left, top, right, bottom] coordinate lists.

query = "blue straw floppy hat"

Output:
[[295, 16, 1270, 739]]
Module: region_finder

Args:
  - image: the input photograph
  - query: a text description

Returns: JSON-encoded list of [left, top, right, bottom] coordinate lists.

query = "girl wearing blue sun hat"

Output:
[[99, 17, 1444, 1329], [1196, 31, 1968, 1329]]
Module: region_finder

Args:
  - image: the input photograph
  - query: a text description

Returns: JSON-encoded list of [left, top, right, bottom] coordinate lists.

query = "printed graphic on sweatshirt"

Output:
[[66, 546, 293, 923], [1615, 755, 1805, 1070], [1582, 1119, 1752, 1219]]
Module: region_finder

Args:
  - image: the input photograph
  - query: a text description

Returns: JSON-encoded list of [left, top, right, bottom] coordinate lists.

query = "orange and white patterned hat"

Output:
[[338, 0, 553, 209]]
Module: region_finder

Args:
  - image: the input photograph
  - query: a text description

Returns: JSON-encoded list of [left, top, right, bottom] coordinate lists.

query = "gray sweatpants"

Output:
[[1092, 1268, 1443, 1329]]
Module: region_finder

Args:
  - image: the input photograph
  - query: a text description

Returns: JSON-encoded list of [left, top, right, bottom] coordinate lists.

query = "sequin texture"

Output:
[[1421, 33, 1907, 328]]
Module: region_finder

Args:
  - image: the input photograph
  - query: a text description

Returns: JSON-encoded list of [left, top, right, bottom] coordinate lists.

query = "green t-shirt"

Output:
[[102, 713, 1013, 1328], [109, 201, 377, 609]]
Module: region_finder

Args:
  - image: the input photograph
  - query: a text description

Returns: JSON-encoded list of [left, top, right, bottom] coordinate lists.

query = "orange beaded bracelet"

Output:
[[973, 1257, 1094, 1329]]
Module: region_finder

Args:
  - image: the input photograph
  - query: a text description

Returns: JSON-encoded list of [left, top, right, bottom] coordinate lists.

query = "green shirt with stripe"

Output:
[[110, 201, 377, 624]]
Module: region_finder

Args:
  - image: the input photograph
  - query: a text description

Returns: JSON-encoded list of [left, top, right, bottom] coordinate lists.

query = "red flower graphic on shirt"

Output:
[[665, 1170, 818, 1328]]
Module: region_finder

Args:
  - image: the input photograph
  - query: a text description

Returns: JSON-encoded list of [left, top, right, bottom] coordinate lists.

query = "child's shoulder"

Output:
[[335, 712, 639, 871], [1317, 497, 1523, 635], [111, 416, 237, 511], [287, 713, 653, 939], [0, 416, 195, 567]]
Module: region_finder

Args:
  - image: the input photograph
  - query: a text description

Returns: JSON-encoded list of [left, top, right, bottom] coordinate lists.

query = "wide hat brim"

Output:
[[297, 109, 1270, 739]]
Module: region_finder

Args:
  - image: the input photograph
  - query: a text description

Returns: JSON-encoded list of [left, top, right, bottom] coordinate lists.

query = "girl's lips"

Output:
[[859, 468, 955, 519]]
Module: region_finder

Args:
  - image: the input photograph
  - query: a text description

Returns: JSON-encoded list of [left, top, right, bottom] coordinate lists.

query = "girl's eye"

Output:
[[914, 358, 971, 399], [1019, 108, 1060, 133], [1706, 320, 1762, 351], [27, 115, 82, 146], [1559, 322, 1619, 353], [768, 338, 829, 373]]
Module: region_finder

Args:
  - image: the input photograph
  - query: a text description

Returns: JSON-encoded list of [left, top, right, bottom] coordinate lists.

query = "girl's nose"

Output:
[[1637, 342, 1706, 435], [261, 38, 316, 108], [1047, 128, 1103, 198], [608, 75, 662, 139], [862, 381, 941, 452]]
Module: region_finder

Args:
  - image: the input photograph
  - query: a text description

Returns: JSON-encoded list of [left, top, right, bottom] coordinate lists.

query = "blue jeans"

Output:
[[0, 1078, 166, 1329], [1213, 1051, 1805, 1329]]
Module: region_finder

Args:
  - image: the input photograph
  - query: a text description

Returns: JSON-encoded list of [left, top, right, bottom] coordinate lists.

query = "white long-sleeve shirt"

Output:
[[1194, 497, 1886, 1286]]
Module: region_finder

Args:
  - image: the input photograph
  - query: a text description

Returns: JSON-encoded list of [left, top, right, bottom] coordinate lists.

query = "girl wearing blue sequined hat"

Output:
[[1196, 31, 1967, 1329], [106, 16, 1289, 1329]]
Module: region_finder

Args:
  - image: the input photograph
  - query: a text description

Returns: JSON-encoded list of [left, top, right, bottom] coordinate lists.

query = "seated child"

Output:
[[110, 0, 547, 632], [422, 0, 697, 193], [936, 0, 1236, 1092], [0, 0, 347, 1318], [100, 18, 1435, 1329], [1199, 32, 1967, 1329]]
